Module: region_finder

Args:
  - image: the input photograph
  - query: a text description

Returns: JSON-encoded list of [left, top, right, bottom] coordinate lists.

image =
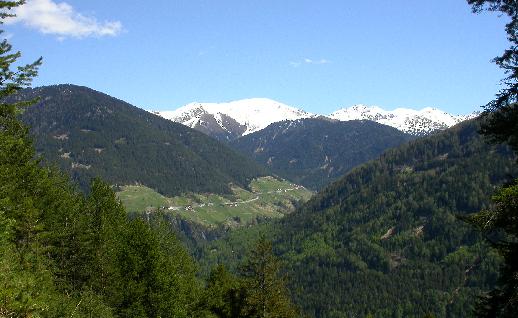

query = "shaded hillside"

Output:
[[201, 119, 517, 317], [18, 85, 268, 196], [230, 118, 414, 190]]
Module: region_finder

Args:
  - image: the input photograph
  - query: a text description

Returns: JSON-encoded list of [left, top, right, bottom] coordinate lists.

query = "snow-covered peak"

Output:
[[151, 100, 479, 139], [330, 105, 478, 136], [154, 98, 316, 136]]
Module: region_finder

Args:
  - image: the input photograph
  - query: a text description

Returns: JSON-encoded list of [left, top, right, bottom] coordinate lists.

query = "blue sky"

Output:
[[4, 0, 510, 114]]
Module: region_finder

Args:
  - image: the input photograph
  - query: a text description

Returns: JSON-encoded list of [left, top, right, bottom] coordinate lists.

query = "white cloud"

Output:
[[306, 58, 330, 65], [290, 58, 331, 67], [6, 0, 122, 39]]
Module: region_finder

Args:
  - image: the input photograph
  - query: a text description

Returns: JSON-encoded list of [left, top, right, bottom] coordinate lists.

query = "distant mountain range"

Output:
[[330, 104, 479, 136], [15, 85, 482, 197], [14, 85, 439, 197], [151, 99, 479, 140], [152, 98, 314, 141]]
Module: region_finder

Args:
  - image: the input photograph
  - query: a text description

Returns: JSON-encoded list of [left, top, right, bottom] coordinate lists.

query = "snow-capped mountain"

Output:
[[152, 98, 316, 141], [330, 104, 480, 136], [151, 100, 479, 140]]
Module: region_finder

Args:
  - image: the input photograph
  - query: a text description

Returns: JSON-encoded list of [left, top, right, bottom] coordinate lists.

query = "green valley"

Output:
[[117, 176, 313, 227]]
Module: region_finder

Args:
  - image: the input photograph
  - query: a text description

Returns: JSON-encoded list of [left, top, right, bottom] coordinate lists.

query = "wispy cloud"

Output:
[[5, 0, 123, 39], [304, 58, 330, 65], [290, 58, 331, 67]]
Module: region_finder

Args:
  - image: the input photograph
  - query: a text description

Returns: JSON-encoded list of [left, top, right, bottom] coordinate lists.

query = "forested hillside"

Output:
[[230, 118, 414, 190], [17, 85, 268, 196], [202, 119, 517, 317], [2, 81, 299, 318]]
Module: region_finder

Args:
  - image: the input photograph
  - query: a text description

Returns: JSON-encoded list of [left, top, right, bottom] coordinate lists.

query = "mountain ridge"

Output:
[[151, 99, 479, 140], [17, 84, 269, 196], [330, 104, 479, 136], [152, 98, 315, 141], [229, 117, 415, 190]]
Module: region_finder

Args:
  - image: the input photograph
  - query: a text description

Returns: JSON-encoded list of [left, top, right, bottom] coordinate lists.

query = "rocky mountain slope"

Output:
[[152, 98, 315, 141], [153, 100, 479, 140]]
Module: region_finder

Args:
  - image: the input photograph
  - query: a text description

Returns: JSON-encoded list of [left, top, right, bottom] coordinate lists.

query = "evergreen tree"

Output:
[[117, 218, 199, 317], [467, 1, 518, 316], [0, 3, 201, 315], [0, 1, 58, 315], [240, 237, 298, 318], [467, 0, 518, 150], [199, 264, 248, 318], [466, 182, 518, 317], [79, 178, 127, 309]]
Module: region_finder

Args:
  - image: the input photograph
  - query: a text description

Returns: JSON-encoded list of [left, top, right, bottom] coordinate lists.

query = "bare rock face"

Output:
[[189, 112, 247, 141]]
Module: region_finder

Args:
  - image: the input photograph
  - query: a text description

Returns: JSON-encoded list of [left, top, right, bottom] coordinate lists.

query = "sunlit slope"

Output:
[[117, 176, 313, 227]]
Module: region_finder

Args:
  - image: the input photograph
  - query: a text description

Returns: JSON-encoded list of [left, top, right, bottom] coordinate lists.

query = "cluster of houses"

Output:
[[163, 202, 216, 212], [157, 184, 305, 213]]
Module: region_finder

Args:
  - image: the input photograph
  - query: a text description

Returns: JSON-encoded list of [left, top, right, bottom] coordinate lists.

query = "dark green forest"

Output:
[[16, 85, 268, 196], [201, 119, 518, 317], [230, 118, 414, 190], [0, 114, 297, 316]]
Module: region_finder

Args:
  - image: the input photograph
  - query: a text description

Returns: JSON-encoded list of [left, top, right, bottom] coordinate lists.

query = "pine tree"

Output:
[[84, 179, 126, 299], [467, 0, 518, 151], [200, 264, 248, 318], [467, 1, 518, 316], [240, 237, 298, 318], [117, 218, 199, 317], [466, 182, 518, 317], [0, 1, 59, 315], [0, 2, 203, 316]]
